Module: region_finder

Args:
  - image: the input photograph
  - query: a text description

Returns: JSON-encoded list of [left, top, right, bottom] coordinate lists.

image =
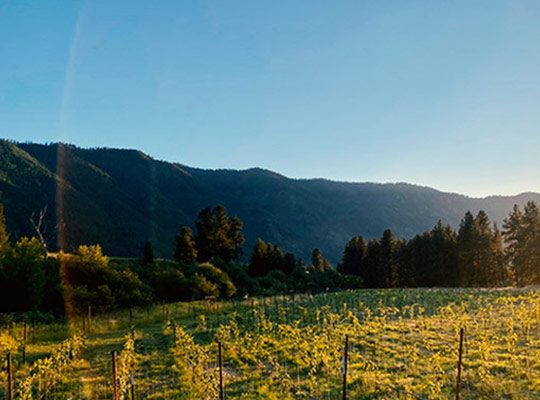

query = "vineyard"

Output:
[[0, 288, 539, 399]]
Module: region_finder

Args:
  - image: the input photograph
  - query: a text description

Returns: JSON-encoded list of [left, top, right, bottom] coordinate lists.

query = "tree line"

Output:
[[338, 203, 540, 288], [0, 200, 538, 316]]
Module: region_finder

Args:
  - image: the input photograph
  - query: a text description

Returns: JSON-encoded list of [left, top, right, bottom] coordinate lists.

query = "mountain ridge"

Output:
[[0, 139, 538, 262]]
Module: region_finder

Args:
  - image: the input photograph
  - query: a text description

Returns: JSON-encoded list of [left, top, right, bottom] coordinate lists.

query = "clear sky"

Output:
[[1, 1, 539, 197]]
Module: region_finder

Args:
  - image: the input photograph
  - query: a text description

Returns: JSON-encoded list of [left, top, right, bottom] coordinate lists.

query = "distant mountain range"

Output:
[[0, 140, 538, 262]]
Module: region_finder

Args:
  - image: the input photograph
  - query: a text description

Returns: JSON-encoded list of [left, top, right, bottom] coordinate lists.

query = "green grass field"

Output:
[[1, 288, 539, 399]]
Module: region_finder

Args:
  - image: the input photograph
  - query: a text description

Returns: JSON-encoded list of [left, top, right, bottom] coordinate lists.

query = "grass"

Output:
[[1, 288, 539, 399]]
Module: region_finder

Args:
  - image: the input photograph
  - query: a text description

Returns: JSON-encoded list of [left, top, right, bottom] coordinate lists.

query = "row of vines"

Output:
[[167, 290, 540, 399], [1, 288, 539, 399]]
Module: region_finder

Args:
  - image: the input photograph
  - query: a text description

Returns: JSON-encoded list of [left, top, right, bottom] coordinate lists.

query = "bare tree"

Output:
[[30, 205, 49, 249]]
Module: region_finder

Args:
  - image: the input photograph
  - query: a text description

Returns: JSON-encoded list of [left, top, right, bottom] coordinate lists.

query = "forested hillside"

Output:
[[0, 140, 539, 261]]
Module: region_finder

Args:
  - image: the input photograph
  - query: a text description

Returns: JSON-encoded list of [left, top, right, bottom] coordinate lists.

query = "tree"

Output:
[[503, 201, 540, 285], [62, 244, 150, 312], [362, 240, 382, 288], [310, 248, 332, 272], [248, 239, 293, 277], [197, 263, 236, 298], [195, 206, 244, 262], [380, 229, 403, 287], [362, 230, 402, 288], [338, 236, 367, 276], [175, 227, 198, 264], [249, 239, 270, 277], [458, 211, 505, 287], [0, 201, 10, 256], [143, 241, 154, 265], [400, 221, 459, 287], [0, 237, 47, 312]]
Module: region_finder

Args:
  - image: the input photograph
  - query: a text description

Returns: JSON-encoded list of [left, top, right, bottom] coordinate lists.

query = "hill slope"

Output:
[[0, 140, 538, 262]]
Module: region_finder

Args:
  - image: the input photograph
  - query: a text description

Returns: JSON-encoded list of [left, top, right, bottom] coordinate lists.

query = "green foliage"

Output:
[[197, 263, 236, 298], [150, 265, 192, 302], [310, 248, 333, 272], [400, 221, 459, 287], [338, 235, 367, 276], [0, 237, 49, 312], [172, 326, 218, 400], [17, 335, 86, 399], [457, 211, 506, 287], [248, 239, 296, 277], [361, 230, 403, 288], [168, 288, 540, 399], [195, 205, 244, 263], [503, 201, 540, 285], [0, 201, 9, 256], [2, 140, 540, 263], [214, 260, 257, 296], [62, 245, 151, 312], [175, 227, 197, 264], [117, 333, 137, 400]]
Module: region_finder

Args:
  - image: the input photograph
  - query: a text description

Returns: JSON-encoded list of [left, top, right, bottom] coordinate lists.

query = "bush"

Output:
[[197, 263, 237, 298]]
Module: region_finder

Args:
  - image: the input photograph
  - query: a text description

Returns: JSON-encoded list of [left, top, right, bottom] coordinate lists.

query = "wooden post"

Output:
[[112, 351, 118, 400], [342, 335, 349, 400], [456, 327, 464, 400], [129, 308, 133, 326], [22, 320, 27, 363], [218, 341, 224, 400], [7, 352, 13, 400], [130, 371, 136, 400]]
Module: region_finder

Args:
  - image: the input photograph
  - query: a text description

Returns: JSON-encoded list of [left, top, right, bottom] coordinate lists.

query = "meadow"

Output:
[[1, 288, 539, 399]]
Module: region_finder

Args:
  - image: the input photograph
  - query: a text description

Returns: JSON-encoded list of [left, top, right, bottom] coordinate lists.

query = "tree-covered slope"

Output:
[[0, 140, 538, 261]]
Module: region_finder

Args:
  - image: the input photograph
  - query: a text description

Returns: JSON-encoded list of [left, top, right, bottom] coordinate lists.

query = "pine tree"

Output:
[[195, 205, 244, 262], [143, 241, 154, 265], [175, 227, 198, 264], [362, 230, 402, 288], [362, 239, 381, 288], [379, 229, 402, 287], [503, 201, 540, 285], [311, 248, 332, 272], [248, 239, 294, 277], [0, 201, 10, 256], [400, 221, 458, 287], [458, 210, 505, 287], [248, 239, 268, 277], [339, 236, 367, 276]]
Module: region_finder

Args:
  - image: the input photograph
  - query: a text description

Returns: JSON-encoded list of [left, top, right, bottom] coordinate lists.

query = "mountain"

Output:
[[0, 140, 538, 262]]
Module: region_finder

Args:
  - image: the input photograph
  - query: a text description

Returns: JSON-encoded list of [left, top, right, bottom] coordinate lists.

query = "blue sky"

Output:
[[1, 1, 539, 197]]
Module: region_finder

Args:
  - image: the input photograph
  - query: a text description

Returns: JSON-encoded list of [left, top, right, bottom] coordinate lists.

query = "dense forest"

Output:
[[0, 199, 538, 316], [2, 140, 540, 262]]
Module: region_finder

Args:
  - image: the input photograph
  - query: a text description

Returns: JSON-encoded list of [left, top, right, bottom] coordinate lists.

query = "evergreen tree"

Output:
[[400, 221, 458, 287], [143, 241, 154, 265], [0, 201, 10, 256], [362, 230, 402, 288], [249, 239, 270, 277], [458, 210, 505, 287], [503, 201, 540, 285], [195, 205, 245, 262], [380, 229, 403, 287], [362, 239, 381, 288], [311, 248, 332, 272], [339, 236, 367, 276], [248, 239, 294, 277], [175, 227, 198, 264], [282, 252, 297, 274]]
